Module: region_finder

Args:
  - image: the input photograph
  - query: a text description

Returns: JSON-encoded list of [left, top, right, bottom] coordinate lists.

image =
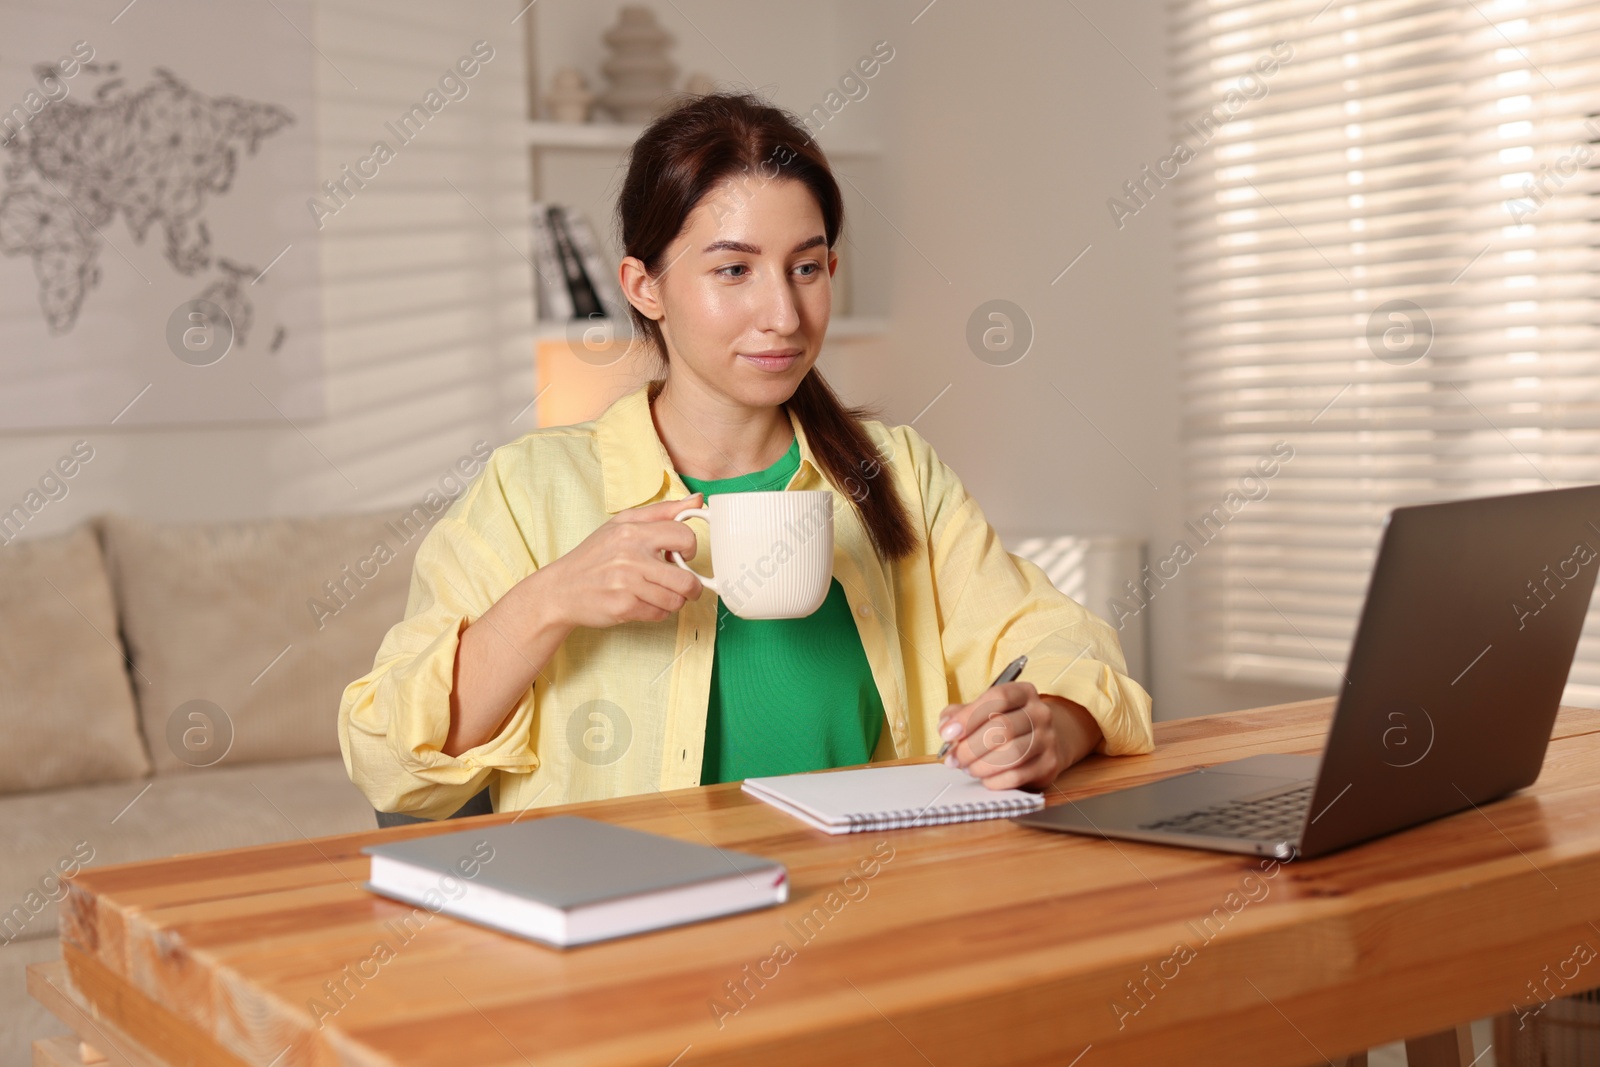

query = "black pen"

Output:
[[936, 654, 1028, 761]]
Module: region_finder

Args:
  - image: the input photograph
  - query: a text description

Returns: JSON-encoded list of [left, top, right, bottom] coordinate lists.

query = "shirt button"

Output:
[[856, 602, 872, 618]]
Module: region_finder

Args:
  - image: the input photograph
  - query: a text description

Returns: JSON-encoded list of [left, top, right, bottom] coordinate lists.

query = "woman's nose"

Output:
[[754, 270, 801, 334]]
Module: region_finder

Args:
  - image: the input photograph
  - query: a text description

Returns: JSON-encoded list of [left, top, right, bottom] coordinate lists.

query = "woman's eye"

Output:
[[715, 263, 821, 279]]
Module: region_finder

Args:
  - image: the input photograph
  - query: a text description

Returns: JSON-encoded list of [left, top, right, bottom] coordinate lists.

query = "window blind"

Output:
[[1171, 0, 1600, 705]]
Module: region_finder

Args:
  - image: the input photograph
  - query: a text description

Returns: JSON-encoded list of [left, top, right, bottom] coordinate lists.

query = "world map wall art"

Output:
[[0, 0, 321, 427]]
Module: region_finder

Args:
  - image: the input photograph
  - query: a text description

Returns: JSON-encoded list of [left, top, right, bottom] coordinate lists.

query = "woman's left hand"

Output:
[[936, 681, 1104, 791]]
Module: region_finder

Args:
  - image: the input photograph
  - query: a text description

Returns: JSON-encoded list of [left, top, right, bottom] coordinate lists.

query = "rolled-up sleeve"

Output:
[[338, 486, 543, 819], [913, 429, 1154, 756]]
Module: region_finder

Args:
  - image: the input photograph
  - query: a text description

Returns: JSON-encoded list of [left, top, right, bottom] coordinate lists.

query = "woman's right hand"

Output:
[[540, 493, 708, 629]]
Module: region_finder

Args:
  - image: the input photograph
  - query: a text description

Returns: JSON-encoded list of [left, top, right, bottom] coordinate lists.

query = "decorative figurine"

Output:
[[545, 67, 596, 123], [597, 6, 678, 122]]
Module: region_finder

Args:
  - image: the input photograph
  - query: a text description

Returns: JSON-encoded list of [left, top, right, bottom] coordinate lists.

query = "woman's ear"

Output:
[[828, 248, 839, 278], [619, 255, 664, 322]]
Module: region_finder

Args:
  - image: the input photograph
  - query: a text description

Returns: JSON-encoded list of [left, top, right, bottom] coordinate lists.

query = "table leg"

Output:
[[27, 960, 178, 1067], [1403, 1023, 1475, 1067]]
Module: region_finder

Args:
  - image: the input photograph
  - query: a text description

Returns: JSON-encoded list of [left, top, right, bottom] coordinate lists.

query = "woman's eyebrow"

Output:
[[701, 235, 827, 255]]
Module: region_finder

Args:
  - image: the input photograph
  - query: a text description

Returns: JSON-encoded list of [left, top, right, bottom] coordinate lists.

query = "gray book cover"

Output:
[[361, 815, 785, 910]]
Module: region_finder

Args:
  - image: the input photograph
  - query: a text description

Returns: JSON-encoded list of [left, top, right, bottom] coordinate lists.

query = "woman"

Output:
[[338, 92, 1152, 820]]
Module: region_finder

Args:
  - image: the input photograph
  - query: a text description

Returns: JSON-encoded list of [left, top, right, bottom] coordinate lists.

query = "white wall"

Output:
[[0, 0, 535, 527]]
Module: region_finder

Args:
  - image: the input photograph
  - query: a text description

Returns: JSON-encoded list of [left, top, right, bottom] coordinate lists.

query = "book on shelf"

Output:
[[530, 202, 574, 321], [561, 208, 628, 320], [532, 203, 631, 324], [544, 204, 603, 320]]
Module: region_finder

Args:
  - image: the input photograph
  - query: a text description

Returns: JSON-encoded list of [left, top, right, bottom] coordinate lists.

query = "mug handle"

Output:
[[667, 508, 721, 595]]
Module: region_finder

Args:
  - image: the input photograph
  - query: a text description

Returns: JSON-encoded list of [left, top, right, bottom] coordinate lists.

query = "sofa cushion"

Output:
[[0, 522, 150, 795], [0, 755, 377, 945], [100, 510, 421, 774]]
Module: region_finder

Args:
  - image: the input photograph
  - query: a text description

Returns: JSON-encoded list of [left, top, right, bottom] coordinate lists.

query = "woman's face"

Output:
[[634, 177, 837, 408]]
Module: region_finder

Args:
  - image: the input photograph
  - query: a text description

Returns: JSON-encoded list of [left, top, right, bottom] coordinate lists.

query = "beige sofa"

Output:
[[0, 508, 432, 1066]]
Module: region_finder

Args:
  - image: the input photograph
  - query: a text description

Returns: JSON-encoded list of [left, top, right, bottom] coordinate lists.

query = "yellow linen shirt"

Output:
[[338, 379, 1154, 819]]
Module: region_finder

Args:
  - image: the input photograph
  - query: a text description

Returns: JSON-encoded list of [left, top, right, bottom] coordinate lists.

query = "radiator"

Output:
[[1003, 534, 1149, 689]]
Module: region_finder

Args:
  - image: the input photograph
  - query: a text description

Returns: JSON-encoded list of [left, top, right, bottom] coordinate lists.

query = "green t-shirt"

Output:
[[679, 433, 885, 784]]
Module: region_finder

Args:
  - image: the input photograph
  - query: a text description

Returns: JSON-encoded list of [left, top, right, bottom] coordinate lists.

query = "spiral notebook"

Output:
[[741, 762, 1046, 834]]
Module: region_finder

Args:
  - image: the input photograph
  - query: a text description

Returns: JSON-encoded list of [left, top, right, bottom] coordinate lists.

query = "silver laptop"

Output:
[[1013, 485, 1600, 860]]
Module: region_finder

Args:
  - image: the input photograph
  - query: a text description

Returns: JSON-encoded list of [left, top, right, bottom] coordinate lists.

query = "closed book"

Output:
[[742, 762, 1045, 834], [530, 202, 574, 320], [562, 208, 627, 319], [361, 815, 788, 948], [546, 204, 604, 319]]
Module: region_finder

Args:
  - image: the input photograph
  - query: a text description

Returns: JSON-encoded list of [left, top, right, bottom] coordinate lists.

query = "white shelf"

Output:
[[532, 315, 887, 342], [528, 120, 881, 157], [528, 119, 643, 149]]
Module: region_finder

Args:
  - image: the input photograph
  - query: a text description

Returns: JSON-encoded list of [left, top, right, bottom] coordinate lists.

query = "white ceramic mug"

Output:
[[667, 490, 834, 619]]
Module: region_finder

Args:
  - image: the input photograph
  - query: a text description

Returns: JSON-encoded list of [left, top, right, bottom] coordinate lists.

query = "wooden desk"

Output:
[[30, 698, 1600, 1067]]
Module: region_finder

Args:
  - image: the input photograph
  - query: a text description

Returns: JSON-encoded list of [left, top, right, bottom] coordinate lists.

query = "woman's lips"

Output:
[[739, 352, 800, 370]]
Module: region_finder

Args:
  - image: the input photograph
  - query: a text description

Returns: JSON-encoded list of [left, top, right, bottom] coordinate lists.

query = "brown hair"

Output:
[[617, 91, 918, 563]]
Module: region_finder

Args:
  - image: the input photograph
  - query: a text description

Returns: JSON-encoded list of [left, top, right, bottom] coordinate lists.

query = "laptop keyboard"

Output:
[[1140, 783, 1313, 842]]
